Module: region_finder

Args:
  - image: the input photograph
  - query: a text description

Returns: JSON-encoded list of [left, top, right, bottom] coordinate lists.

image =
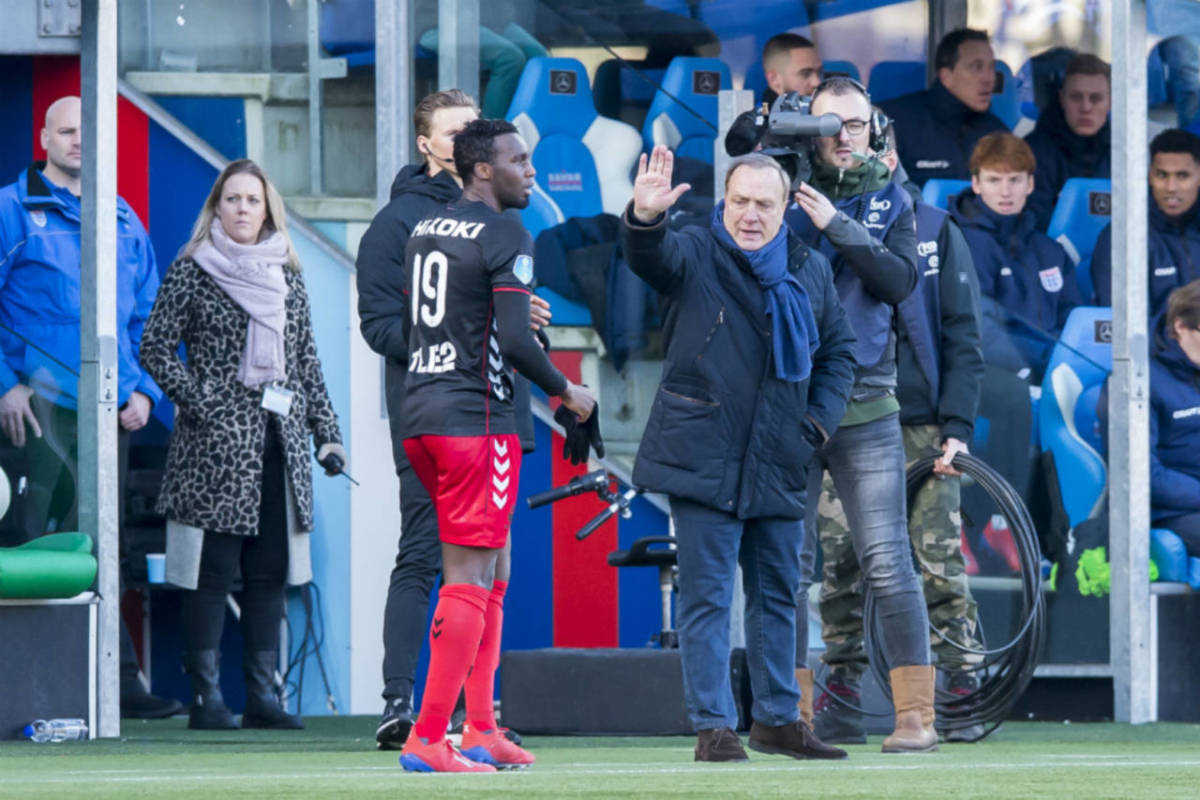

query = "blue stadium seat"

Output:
[[1148, 43, 1170, 108], [821, 60, 861, 83], [522, 183, 565, 240], [642, 57, 732, 163], [991, 61, 1022, 129], [921, 179, 970, 210], [319, 0, 372, 57], [867, 61, 926, 103], [506, 57, 642, 224], [1038, 306, 1112, 529], [1046, 178, 1112, 302]]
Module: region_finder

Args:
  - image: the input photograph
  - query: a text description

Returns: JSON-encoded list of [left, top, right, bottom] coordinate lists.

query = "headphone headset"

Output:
[[420, 141, 456, 167], [809, 75, 890, 154]]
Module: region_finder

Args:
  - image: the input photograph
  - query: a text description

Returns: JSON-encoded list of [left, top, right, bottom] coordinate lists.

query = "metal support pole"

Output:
[[80, 0, 121, 739], [1110, 0, 1154, 724], [307, 0, 323, 194], [375, 0, 412, 210], [715, 89, 754, 189], [438, 0, 480, 100]]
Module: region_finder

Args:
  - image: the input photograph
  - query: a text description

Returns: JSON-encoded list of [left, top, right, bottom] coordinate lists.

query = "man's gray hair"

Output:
[[724, 153, 792, 203]]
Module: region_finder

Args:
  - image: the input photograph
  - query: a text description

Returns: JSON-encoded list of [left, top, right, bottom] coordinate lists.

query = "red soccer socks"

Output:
[[465, 579, 507, 733], [410, 583, 489, 743]]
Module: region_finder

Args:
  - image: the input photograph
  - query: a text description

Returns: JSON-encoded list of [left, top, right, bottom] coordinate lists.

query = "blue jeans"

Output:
[[796, 413, 930, 673], [671, 497, 804, 731]]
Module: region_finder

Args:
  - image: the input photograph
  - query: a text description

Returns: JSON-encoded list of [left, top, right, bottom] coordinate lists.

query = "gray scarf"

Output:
[[192, 218, 290, 388]]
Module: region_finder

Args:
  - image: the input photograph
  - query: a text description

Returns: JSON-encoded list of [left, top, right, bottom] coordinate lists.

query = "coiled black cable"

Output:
[[809, 452, 1045, 742]]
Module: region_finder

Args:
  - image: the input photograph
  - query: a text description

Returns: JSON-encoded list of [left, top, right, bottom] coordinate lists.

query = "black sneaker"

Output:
[[812, 680, 867, 744], [376, 696, 415, 751], [942, 671, 985, 743]]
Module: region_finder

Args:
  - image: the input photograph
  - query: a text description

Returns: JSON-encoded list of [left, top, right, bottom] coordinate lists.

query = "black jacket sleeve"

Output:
[[935, 219, 985, 443], [619, 203, 689, 295], [804, 252, 858, 441], [821, 203, 919, 304], [1091, 224, 1113, 306], [493, 290, 569, 397], [355, 208, 413, 360]]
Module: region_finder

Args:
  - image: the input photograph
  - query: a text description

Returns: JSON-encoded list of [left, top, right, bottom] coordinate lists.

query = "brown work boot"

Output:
[[795, 668, 814, 727], [881, 665, 939, 753], [694, 727, 749, 762], [748, 719, 848, 760]]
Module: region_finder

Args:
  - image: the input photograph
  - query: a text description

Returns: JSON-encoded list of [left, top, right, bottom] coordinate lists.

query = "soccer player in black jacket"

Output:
[[356, 91, 551, 751], [398, 119, 595, 773]]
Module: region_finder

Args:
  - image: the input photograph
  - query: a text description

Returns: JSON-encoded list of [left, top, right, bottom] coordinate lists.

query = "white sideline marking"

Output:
[[12, 758, 1200, 784]]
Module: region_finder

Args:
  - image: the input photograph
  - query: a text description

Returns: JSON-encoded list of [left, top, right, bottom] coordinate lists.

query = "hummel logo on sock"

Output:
[[432, 617, 446, 640]]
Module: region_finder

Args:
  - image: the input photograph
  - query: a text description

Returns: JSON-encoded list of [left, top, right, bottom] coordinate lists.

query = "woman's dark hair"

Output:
[[453, 118, 520, 186]]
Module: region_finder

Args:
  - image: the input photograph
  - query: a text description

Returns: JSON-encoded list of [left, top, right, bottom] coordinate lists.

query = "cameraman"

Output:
[[783, 78, 937, 753]]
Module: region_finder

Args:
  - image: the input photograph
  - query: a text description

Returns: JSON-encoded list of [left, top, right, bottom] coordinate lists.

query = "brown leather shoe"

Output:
[[881, 665, 939, 753], [694, 727, 749, 762], [748, 719, 848, 760]]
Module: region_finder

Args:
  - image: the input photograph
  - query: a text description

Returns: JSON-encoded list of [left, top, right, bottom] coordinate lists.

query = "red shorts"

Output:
[[403, 433, 523, 549]]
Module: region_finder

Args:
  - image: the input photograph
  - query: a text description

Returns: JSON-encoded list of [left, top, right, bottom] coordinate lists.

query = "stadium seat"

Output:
[[822, 60, 862, 83], [1038, 306, 1112, 529], [991, 61, 1022, 129], [0, 532, 97, 599], [642, 56, 732, 163], [867, 60, 926, 103], [1148, 43, 1170, 108], [522, 183, 565, 240], [506, 57, 642, 223], [921, 179, 970, 210], [1046, 178, 1112, 302]]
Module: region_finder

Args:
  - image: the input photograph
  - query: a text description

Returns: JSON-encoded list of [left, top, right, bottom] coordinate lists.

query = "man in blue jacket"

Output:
[[808, 122, 987, 746], [0, 95, 176, 718], [624, 147, 856, 763], [1093, 129, 1200, 315], [880, 28, 1008, 186], [950, 132, 1082, 380], [785, 77, 938, 753], [1023, 53, 1111, 230]]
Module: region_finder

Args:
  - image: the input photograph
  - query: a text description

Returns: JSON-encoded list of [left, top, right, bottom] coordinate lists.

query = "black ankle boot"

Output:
[[187, 649, 238, 730], [241, 651, 303, 730]]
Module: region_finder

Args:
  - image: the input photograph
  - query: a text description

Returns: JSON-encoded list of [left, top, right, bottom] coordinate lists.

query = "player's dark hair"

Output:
[[934, 28, 991, 72], [1151, 128, 1200, 163], [1167, 280, 1200, 337], [454, 118, 520, 186], [762, 32, 816, 66]]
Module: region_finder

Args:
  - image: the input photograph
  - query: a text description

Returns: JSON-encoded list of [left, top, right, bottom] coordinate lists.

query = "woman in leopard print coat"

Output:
[[140, 159, 343, 731]]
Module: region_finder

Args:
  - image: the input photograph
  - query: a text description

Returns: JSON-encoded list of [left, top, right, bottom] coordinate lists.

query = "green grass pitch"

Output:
[[3, 717, 1200, 799]]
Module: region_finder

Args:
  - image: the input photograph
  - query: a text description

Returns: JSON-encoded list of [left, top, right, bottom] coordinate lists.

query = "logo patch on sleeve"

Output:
[[513, 254, 534, 285]]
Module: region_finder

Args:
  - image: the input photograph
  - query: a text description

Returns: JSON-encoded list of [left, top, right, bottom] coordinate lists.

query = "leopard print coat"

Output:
[[140, 257, 341, 536]]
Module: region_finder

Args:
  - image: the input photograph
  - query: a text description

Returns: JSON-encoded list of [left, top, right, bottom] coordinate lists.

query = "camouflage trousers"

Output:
[[818, 423, 982, 680]]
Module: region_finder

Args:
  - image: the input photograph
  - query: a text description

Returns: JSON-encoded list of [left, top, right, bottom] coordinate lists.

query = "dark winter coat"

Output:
[[622, 206, 857, 520], [140, 257, 341, 536], [1023, 96, 1111, 230], [880, 82, 1008, 186], [949, 191, 1081, 376], [895, 198, 984, 443], [1092, 200, 1200, 316]]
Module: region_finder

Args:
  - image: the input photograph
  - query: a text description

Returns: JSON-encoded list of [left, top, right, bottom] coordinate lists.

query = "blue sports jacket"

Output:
[[949, 191, 1081, 376], [1092, 200, 1200, 316], [0, 164, 161, 409]]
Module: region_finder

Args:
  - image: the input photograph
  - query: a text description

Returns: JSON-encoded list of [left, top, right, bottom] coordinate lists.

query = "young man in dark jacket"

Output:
[[624, 147, 856, 763], [355, 90, 548, 749], [950, 132, 1082, 380], [785, 78, 937, 753], [1023, 53, 1111, 230], [809, 123, 987, 746], [880, 28, 1008, 186], [1093, 129, 1200, 315]]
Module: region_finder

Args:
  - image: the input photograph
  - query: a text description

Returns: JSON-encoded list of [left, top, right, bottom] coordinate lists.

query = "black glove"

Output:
[[554, 402, 605, 466]]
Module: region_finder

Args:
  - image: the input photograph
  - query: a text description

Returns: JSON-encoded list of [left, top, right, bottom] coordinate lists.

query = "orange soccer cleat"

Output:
[[459, 723, 536, 769], [399, 731, 497, 773]]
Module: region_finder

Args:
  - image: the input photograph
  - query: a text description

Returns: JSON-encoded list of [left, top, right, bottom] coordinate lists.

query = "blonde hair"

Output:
[[182, 159, 300, 269]]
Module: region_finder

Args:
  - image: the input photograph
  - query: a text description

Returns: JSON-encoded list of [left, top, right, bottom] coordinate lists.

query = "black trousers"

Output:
[[380, 451, 442, 701], [181, 423, 289, 655]]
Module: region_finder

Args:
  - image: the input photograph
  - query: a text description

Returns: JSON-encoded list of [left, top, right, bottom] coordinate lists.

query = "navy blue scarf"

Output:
[[711, 203, 820, 382]]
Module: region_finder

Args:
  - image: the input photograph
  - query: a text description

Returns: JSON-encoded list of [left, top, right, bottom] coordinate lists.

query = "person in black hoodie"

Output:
[[880, 28, 1008, 186], [356, 90, 548, 749], [949, 132, 1082, 381], [1023, 53, 1111, 230]]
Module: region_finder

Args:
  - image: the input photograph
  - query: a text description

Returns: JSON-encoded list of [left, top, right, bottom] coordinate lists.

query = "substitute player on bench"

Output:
[[398, 118, 596, 773]]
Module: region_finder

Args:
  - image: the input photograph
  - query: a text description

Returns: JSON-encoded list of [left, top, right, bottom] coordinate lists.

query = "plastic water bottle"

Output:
[[24, 719, 88, 743]]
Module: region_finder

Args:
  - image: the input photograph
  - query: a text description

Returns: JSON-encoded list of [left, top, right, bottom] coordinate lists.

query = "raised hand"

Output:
[[632, 145, 691, 223]]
